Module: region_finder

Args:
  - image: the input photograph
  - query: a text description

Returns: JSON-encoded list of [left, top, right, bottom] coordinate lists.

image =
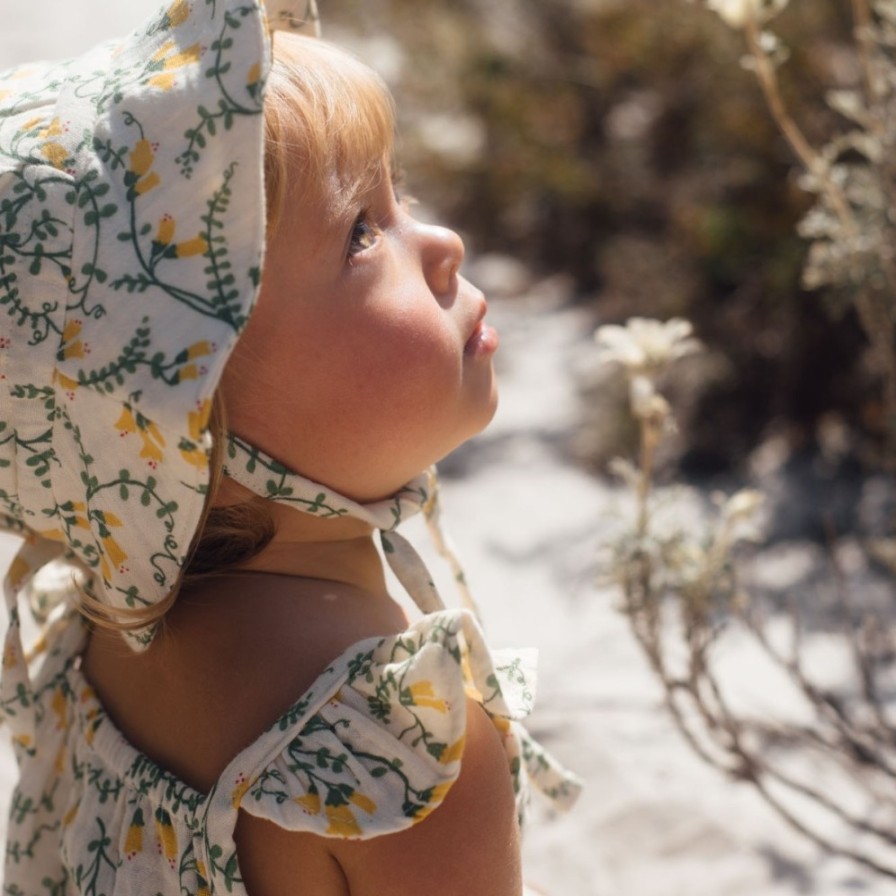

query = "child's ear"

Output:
[[267, 0, 321, 37]]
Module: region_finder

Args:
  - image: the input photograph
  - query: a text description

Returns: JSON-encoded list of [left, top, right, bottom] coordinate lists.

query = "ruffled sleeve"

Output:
[[211, 609, 580, 846]]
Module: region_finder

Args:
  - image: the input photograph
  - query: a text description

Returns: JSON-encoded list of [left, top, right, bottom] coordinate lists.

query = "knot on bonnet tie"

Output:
[[223, 434, 481, 620]]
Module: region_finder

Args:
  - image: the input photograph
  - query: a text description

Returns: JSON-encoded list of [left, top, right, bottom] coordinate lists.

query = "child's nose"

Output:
[[420, 222, 465, 301]]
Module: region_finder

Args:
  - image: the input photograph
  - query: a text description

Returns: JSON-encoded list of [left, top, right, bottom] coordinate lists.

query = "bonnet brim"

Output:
[[0, 0, 314, 649]]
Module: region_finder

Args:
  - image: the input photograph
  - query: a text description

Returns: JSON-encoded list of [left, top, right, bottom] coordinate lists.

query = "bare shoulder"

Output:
[[235, 697, 523, 896], [82, 574, 411, 793]]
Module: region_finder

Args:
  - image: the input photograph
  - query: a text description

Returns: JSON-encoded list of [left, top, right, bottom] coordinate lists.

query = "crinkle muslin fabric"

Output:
[[0, 0, 581, 892], [0, 0, 305, 650]]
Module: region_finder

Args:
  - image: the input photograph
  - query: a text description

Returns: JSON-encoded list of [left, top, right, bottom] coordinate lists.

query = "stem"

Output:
[[636, 416, 661, 538], [744, 15, 857, 237], [850, 0, 880, 105]]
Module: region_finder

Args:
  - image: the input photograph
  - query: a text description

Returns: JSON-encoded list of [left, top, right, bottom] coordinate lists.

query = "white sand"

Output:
[[3, 4, 896, 893]]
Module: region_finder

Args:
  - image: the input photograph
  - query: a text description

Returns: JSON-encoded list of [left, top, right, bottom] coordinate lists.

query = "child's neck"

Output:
[[235, 509, 387, 595], [213, 477, 388, 595]]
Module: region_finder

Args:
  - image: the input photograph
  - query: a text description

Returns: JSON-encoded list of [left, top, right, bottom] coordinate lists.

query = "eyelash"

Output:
[[346, 170, 416, 260], [348, 213, 381, 257]]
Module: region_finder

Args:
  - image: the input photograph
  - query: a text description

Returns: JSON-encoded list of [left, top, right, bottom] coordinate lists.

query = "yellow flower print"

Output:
[[151, 39, 175, 62], [0, 90, 9, 102], [408, 680, 449, 714], [138, 420, 166, 463], [178, 438, 208, 470], [247, 62, 261, 87], [55, 370, 81, 396], [325, 804, 362, 838], [295, 792, 322, 815], [62, 319, 81, 343], [178, 364, 198, 381], [154, 807, 178, 866], [154, 216, 210, 256], [413, 781, 454, 823], [175, 235, 208, 258], [8, 556, 30, 590], [59, 318, 86, 360], [41, 142, 68, 170], [28, 632, 48, 657], [148, 72, 177, 91], [35, 527, 65, 542], [186, 340, 212, 360], [151, 40, 201, 68], [20, 115, 44, 132], [231, 773, 251, 808], [165, 0, 191, 29], [51, 687, 67, 730], [38, 117, 63, 139], [115, 404, 166, 465], [441, 735, 466, 765], [125, 807, 145, 859], [349, 792, 377, 815], [156, 214, 176, 245], [115, 406, 138, 436], [135, 171, 160, 195], [99, 533, 128, 582], [62, 803, 78, 827], [151, 215, 208, 258], [129, 139, 154, 177], [3, 643, 19, 669], [67, 501, 91, 531], [491, 716, 511, 735], [149, 41, 202, 90], [128, 139, 160, 194], [36, 117, 69, 169], [188, 398, 212, 440]]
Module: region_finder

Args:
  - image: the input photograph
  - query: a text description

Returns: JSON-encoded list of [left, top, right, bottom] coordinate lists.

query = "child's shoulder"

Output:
[[83, 573, 412, 792], [77, 583, 542, 894]]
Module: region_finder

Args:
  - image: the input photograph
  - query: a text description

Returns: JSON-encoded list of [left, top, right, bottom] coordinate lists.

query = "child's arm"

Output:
[[235, 698, 523, 895]]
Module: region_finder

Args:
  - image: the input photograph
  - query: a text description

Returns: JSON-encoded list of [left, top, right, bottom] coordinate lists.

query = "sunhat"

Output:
[[0, 0, 318, 650]]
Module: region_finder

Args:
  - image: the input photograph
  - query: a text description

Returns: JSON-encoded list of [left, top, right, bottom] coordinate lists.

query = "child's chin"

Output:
[[443, 394, 501, 462]]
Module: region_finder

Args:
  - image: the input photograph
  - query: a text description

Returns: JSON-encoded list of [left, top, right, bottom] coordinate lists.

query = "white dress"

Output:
[[3, 602, 578, 895]]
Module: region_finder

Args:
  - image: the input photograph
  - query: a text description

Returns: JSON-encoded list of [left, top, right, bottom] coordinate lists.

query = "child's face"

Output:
[[222, 161, 499, 502]]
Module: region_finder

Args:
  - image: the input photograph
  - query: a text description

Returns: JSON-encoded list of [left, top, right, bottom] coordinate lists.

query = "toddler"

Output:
[[0, 1, 579, 894]]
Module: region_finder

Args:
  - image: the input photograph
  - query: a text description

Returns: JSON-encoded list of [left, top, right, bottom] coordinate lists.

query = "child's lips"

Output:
[[464, 314, 499, 357]]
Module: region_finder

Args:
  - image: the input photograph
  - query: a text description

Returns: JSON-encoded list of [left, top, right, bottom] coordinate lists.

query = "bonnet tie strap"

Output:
[[0, 538, 67, 746], [222, 435, 482, 621]]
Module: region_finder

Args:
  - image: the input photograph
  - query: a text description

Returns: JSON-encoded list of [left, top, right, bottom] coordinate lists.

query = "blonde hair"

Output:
[[79, 33, 397, 634], [263, 32, 396, 231]]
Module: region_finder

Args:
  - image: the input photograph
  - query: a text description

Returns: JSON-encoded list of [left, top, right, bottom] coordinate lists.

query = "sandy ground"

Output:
[[3, 3, 896, 893]]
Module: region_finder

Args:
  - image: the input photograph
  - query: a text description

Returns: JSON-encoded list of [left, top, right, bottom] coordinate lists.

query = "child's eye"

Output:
[[348, 214, 380, 257]]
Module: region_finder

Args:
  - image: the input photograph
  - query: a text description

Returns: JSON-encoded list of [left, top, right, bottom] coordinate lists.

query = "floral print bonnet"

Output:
[[0, 0, 322, 650]]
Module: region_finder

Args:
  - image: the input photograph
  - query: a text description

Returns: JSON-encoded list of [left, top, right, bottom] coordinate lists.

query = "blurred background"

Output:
[[2, 1, 896, 893], [326, 0, 880, 491]]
